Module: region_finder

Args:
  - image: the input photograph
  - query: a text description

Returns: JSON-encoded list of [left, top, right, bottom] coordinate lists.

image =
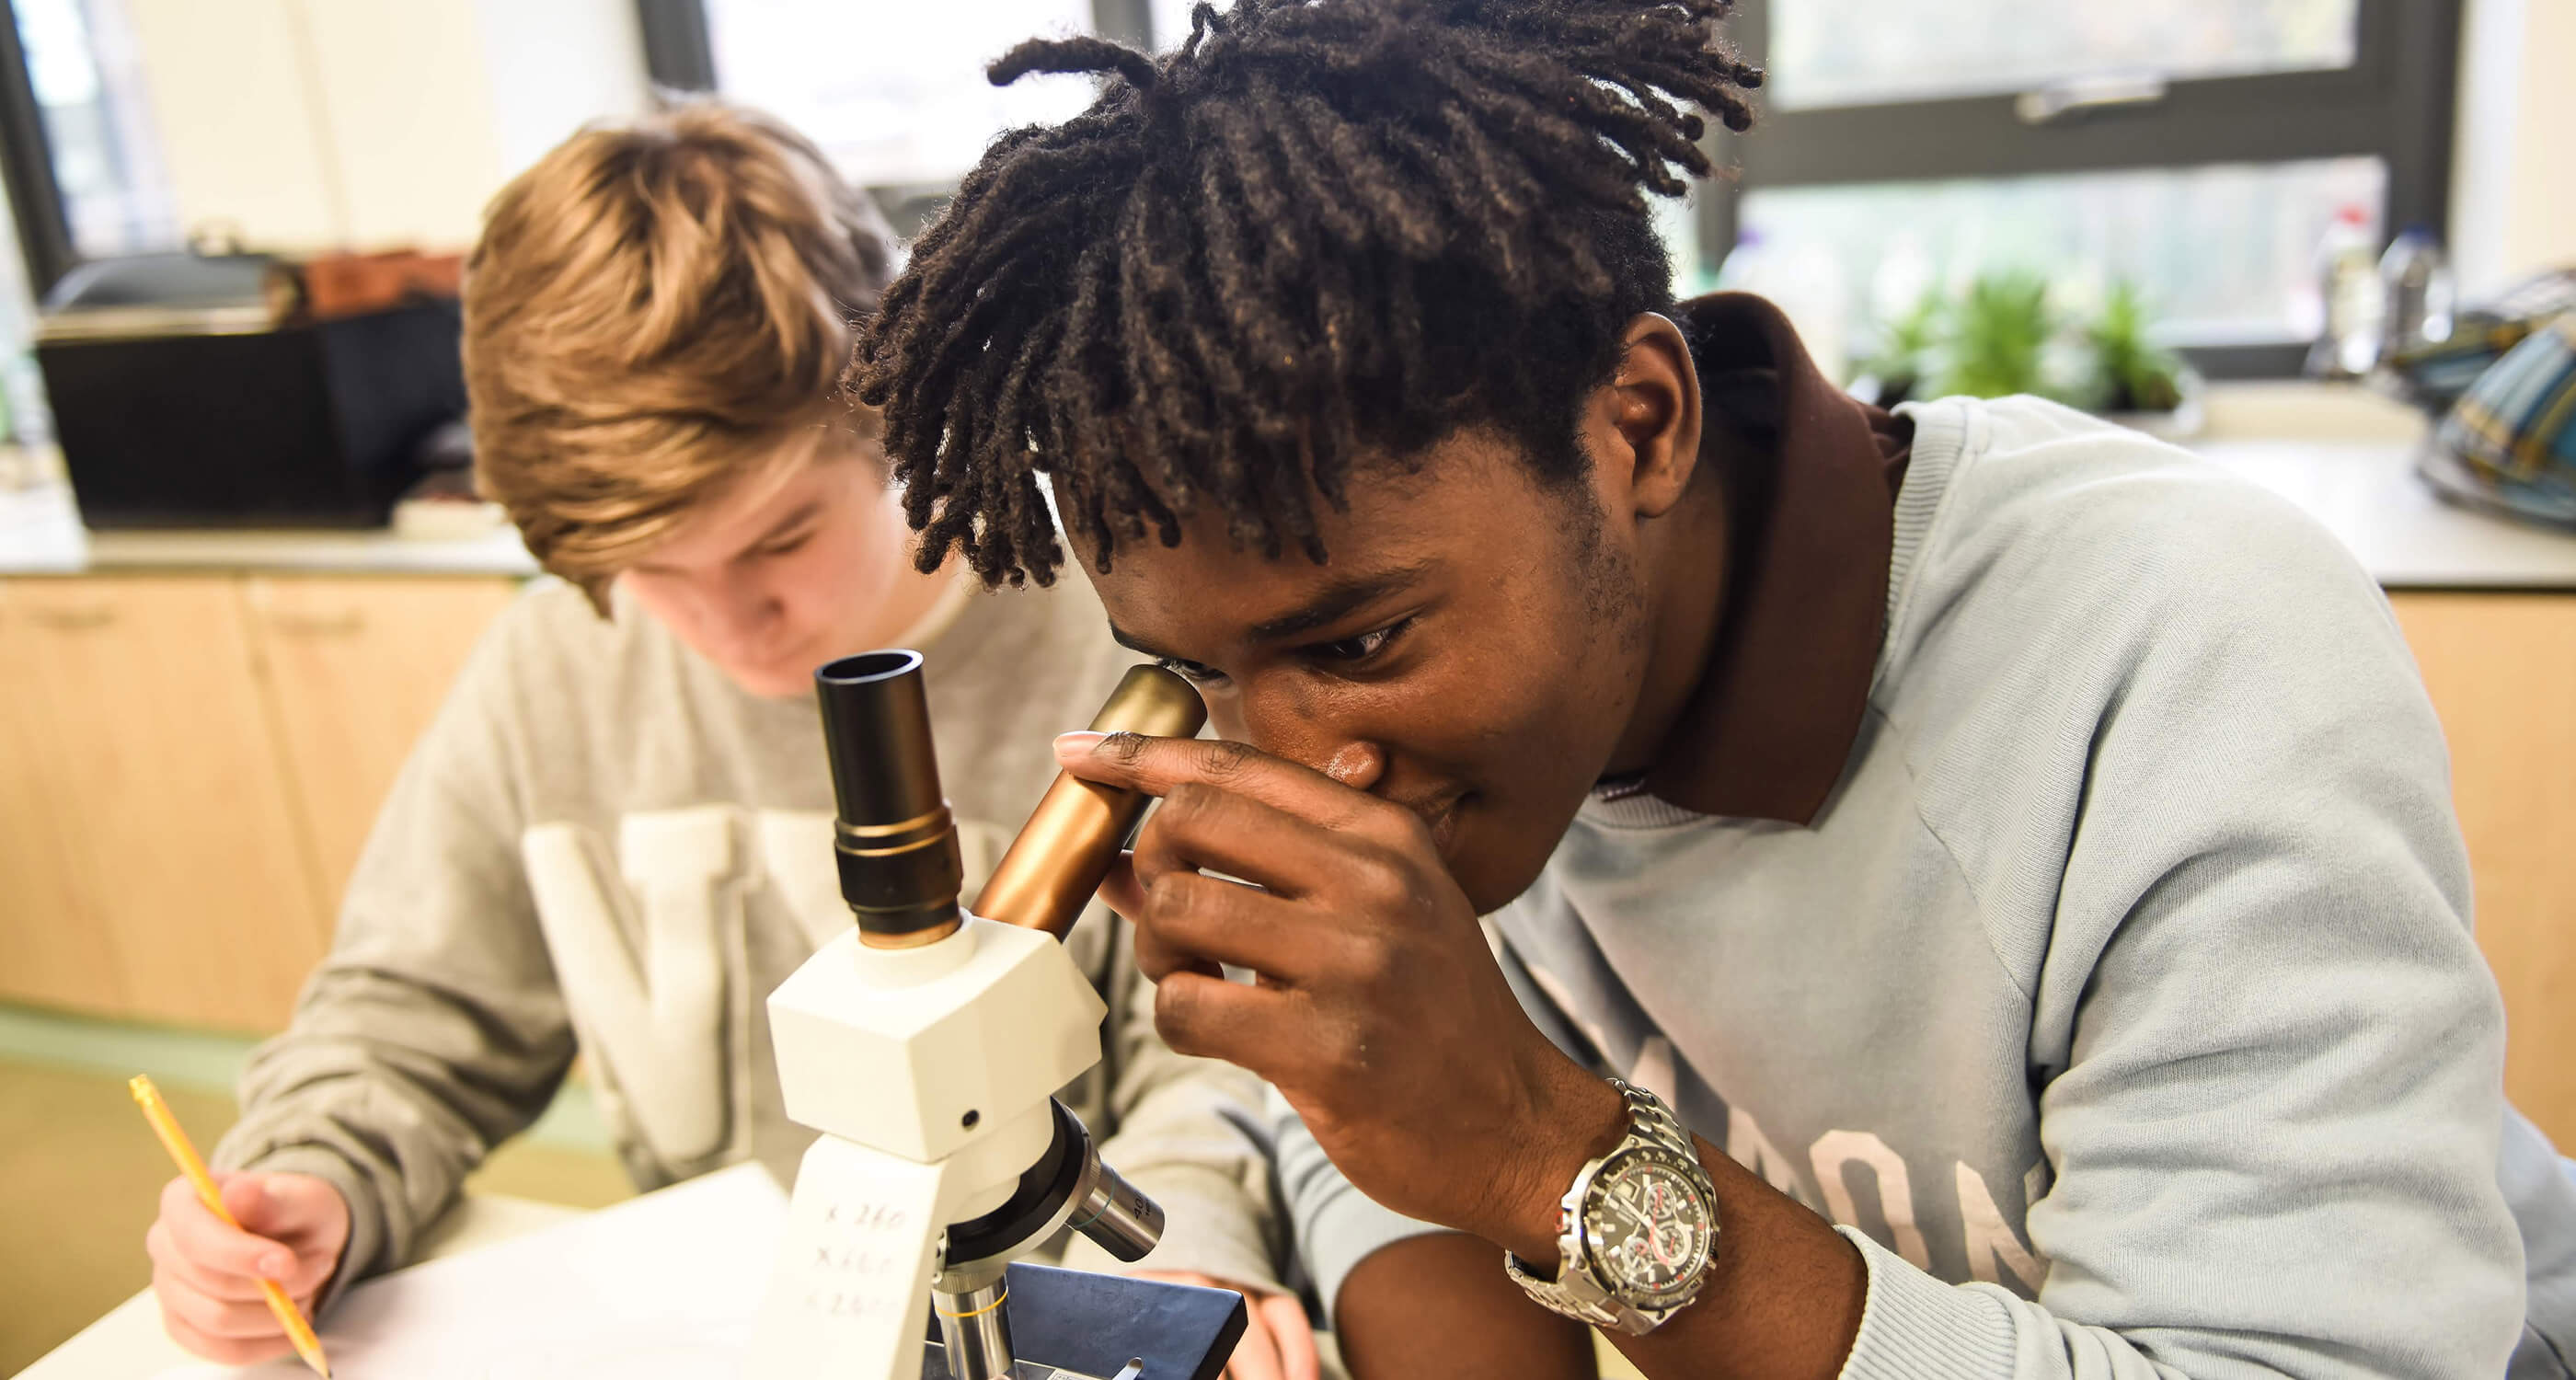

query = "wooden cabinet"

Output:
[[247, 577, 518, 913], [0, 578, 323, 1029], [0, 573, 512, 1033], [2389, 592, 2576, 1149], [0, 585, 126, 1014]]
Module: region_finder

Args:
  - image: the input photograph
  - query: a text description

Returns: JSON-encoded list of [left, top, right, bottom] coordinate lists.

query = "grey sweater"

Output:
[[1286, 396, 2576, 1376], [215, 576, 1283, 1302]]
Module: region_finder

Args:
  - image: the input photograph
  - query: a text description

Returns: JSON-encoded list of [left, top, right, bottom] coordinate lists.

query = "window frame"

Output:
[[1705, 0, 2465, 379], [0, 0, 86, 299]]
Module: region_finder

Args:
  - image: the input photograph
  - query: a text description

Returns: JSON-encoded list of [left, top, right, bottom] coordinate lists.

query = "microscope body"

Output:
[[748, 915, 1110, 1378], [746, 654, 1213, 1380]]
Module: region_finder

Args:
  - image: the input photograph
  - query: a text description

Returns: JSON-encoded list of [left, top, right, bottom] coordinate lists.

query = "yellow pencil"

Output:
[[129, 1075, 331, 1378]]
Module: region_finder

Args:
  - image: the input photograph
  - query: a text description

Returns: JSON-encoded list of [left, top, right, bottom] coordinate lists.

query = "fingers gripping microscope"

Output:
[[748, 652, 1247, 1380]]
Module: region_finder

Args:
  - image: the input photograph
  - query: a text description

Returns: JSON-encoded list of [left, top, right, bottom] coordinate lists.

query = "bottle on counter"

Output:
[[0, 352, 49, 445], [2379, 225, 2456, 360], [2305, 203, 2386, 380]]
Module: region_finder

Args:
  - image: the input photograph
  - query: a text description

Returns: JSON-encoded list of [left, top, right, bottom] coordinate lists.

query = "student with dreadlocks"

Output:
[[855, 2, 2576, 1376]]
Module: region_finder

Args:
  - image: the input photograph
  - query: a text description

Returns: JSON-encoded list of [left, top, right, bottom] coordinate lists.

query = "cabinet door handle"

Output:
[[265, 609, 367, 638], [27, 604, 117, 630]]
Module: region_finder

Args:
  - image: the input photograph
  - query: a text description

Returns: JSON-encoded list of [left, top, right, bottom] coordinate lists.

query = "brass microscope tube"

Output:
[[976, 665, 1206, 940]]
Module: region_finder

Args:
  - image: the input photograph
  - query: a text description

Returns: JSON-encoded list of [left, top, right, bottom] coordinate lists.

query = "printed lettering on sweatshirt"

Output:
[[1655, 1044, 2048, 1294], [1529, 970, 2052, 1298], [520, 806, 1002, 1167]]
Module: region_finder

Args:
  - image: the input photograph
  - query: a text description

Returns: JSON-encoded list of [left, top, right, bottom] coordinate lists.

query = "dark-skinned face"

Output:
[[1068, 315, 1719, 914]]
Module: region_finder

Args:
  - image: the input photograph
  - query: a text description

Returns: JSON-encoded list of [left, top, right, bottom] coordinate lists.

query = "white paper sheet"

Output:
[[152, 1164, 788, 1380]]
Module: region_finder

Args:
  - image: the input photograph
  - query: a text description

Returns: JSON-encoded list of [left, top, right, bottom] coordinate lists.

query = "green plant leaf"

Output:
[[1937, 272, 2054, 400]]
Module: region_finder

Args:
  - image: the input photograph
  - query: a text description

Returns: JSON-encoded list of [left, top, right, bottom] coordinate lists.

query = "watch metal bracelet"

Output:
[[1616, 1079, 1694, 1155], [1502, 1078, 1719, 1337]]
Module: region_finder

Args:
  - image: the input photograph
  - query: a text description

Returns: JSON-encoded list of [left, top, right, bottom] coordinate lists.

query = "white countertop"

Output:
[[2193, 440, 2576, 592], [1, 439, 2571, 590], [0, 475, 538, 579]]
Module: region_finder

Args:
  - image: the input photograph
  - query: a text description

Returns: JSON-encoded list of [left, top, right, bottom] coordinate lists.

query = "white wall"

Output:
[[121, 0, 646, 254], [474, 0, 654, 179], [2453, 0, 2576, 296], [296, 1, 504, 249], [123, 0, 340, 248], [2498, 0, 2575, 281]]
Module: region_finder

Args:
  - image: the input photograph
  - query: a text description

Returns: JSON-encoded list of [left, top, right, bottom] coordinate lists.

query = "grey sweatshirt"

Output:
[[1285, 396, 2576, 1376], [215, 575, 1284, 1302]]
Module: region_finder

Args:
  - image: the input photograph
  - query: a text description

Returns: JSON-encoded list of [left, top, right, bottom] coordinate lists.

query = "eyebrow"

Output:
[[627, 500, 826, 576], [745, 500, 825, 550], [1108, 558, 1437, 661], [1248, 560, 1436, 641]]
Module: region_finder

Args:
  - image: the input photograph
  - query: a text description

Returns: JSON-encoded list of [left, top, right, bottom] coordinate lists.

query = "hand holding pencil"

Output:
[[133, 1076, 348, 1375]]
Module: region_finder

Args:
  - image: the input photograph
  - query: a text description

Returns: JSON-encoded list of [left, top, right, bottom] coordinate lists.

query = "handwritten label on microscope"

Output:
[[802, 1195, 927, 1322], [747, 1144, 949, 1374]]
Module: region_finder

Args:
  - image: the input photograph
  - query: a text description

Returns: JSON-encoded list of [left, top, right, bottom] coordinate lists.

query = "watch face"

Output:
[[1581, 1145, 1715, 1305]]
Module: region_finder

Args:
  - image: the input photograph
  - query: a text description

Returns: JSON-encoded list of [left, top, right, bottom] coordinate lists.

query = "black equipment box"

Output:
[[33, 250, 464, 529]]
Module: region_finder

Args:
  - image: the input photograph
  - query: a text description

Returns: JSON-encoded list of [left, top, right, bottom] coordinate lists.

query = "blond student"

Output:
[[138, 102, 1313, 1379]]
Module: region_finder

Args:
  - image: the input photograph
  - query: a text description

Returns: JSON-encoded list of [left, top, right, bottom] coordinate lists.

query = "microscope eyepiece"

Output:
[[816, 650, 963, 947]]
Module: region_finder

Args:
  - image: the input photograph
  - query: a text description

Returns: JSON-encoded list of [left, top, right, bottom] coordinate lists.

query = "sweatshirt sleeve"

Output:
[[1272, 1085, 1443, 1324], [1834, 466, 2526, 1376], [1061, 918, 1288, 1292], [212, 604, 576, 1310]]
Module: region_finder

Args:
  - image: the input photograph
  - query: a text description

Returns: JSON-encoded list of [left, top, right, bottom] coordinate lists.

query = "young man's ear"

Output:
[[1597, 312, 1704, 522]]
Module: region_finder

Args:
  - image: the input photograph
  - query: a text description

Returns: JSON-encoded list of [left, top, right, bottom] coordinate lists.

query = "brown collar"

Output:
[[1636, 293, 1910, 824]]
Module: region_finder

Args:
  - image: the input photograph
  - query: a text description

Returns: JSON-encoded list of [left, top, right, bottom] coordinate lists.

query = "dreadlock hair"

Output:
[[850, 0, 1762, 586]]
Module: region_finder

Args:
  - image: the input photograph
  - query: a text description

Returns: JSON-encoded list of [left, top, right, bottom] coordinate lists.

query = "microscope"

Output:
[[747, 651, 1247, 1380]]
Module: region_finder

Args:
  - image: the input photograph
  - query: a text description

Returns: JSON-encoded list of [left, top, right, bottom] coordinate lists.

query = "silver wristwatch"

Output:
[[1503, 1079, 1719, 1336]]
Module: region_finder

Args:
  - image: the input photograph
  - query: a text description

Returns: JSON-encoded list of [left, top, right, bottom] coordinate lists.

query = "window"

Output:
[[1701, 0, 2463, 379], [0, 171, 36, 355], [1144, 0, 1204, 52], [638, 0, 1167, 231], [1766, 1, 2362, 111], [0, 0, 178, 297], [638, 0, 2455, 380], [700, 1, 1096, 188]]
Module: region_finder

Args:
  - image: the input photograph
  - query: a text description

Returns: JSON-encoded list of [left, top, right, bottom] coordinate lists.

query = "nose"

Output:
[[1230, 694, 1386, 792], [698, 569, 786, 657]]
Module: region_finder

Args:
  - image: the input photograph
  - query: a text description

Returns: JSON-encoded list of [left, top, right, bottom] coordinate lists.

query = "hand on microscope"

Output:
[[1055, 730, 1623, 1271], [1133, 1270, 1320, 1380]]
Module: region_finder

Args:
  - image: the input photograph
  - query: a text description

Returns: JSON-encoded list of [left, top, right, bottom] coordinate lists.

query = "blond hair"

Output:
[[464, 99, 896, 611]]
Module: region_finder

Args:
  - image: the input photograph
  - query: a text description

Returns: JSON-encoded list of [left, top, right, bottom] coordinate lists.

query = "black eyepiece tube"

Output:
[[815, 650, 963, 946]]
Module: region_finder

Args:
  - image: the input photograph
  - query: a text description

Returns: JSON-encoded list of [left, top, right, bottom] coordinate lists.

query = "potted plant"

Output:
[[1934, 272, 2060, 402], [2079, 281, 2202, 441], [1850, 292, 1941, 409]]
